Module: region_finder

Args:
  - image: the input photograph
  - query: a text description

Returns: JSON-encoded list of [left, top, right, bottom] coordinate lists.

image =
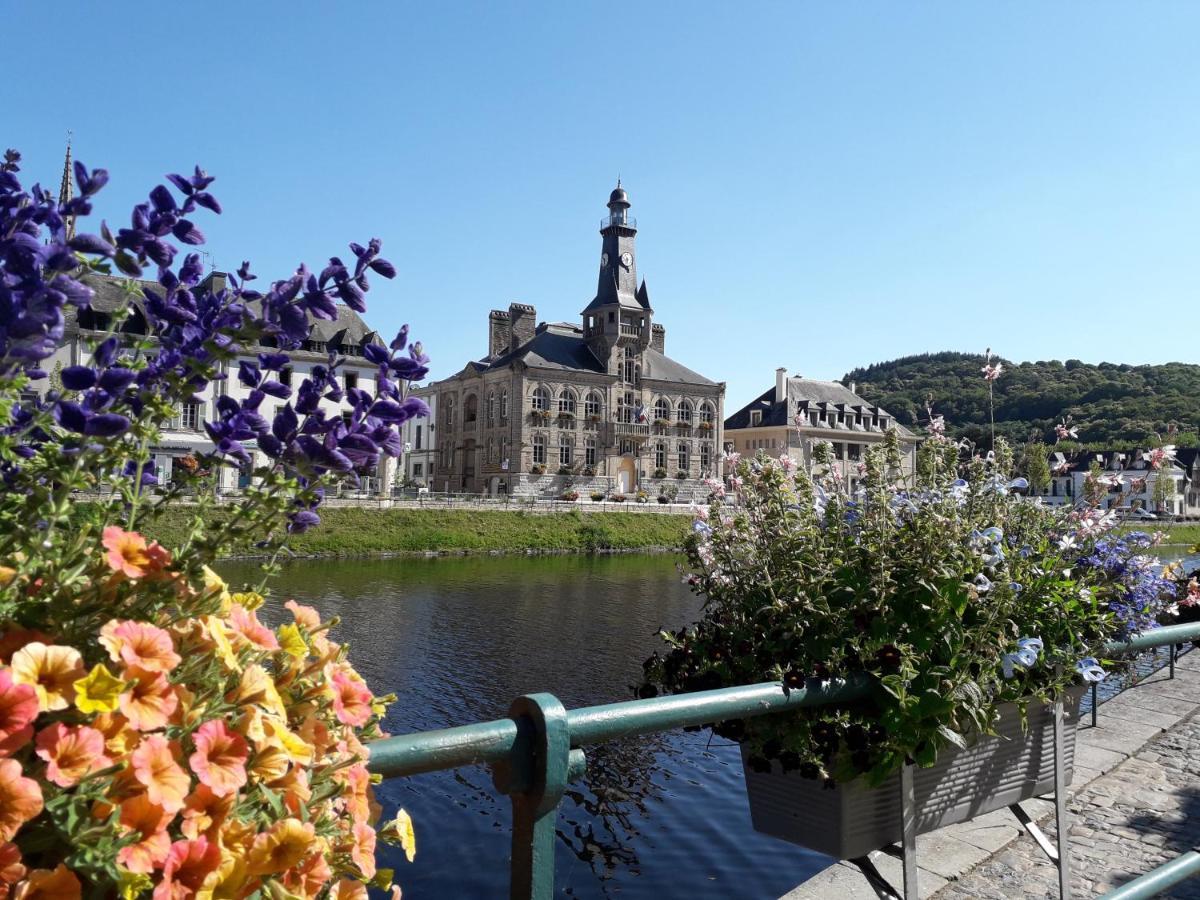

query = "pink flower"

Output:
[[99, 620, 182, 673], [330, 668, 373, 727], [228, 604, 280, 651], [981, 362, 1003, 382], [188, 720, 248, 797], [154, 837, 221, 899], [0, 668, 38, 757], [34, 723, 111, 787]]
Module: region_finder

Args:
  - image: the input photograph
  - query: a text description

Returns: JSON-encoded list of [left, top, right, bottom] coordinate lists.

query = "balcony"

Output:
[[619, 324, 641, 337], [600, 215, 638, 229], [613, 421, 650, 438]]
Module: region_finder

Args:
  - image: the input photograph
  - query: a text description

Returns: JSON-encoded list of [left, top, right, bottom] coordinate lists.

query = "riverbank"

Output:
[[135, 506, 692, 557]]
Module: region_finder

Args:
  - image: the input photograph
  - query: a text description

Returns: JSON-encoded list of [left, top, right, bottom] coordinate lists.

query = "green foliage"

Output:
[[844, 351, 1200, 445]]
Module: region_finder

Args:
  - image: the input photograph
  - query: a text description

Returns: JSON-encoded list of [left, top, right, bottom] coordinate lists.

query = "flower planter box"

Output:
[[741, 686, 1084, 860]]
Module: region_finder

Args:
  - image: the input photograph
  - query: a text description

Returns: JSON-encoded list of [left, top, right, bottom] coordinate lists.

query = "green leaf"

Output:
[[937, 724, 968, 749]]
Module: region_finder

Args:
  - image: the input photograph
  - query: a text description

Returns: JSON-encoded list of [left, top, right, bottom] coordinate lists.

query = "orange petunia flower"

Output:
[[102, 526, 171, 580], [116, 793, 173, 874], [131, 735, 191, 814], [0, 668, 37, 757], [337, 764, 372, 826], [245, 818, 316, 876], [349, 822, 377, 880], [91, 711, 138, 757], [0, 842, 24, 886], [329, 667, 372, 727], [12, 863, 80, 899], [281, 847, 332, 898], [179, 784, 233, 841], [247, 745, 289, 786], [119, 666, 179, 732], [9, 643, 84, 712], [227, 604, 279, 652], [230, 665, 287, 720], [283, 599, 321, 630], [153, 837, 221, 900], [33, 723, 111, 788], [99, 620, 181, 673], [0, 759, 42, 842], [328, 879, 368, 900], [188, 720, 248, 797]]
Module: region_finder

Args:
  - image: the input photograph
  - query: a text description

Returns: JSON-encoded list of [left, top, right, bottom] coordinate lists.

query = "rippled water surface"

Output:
[[218, 554, 828, 899]]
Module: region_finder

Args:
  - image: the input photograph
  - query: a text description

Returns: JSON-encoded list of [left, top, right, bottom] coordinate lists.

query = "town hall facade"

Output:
[[429, 185, 725, 498]]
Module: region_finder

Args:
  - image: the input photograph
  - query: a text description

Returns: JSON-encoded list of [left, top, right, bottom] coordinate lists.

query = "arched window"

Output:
[[500, 389, 509, 420], [700, 402, 715, 426], [584, 392, 602, 419], [531, 386, 550, 412], [444, 396, 455, 429], [464, 394, 478, 424], [678, 399, 693, 424], [486, 391, 495, 426], [655, 442, 666, 470], [678, 442, 689, 472], [654, 397, 671, 423], [558, 388, 576, 415], [532, 434, 547, 465]]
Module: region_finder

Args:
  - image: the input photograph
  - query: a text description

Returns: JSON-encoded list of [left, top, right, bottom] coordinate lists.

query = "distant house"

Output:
[[399, 386, 437, 489], [723, 368, 919, 488], [1040, 448, 1200, 516]]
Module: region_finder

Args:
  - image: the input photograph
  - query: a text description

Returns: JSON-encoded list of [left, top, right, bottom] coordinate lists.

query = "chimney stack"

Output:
[[776, 367, 788, 404], [849, 381, 857, 394]]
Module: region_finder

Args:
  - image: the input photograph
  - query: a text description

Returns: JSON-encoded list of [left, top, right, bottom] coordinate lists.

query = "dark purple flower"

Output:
[[61, 366, 97, 391], [84, 412, 131, 437]]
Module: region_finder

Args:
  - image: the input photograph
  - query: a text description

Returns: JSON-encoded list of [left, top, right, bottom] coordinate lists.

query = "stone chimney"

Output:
[[650, 323, 665, 353], [508, 303, 536, 353], [775, 367, 788, 404], [488, 309, 510, 358], [849, 381, 857, 394]]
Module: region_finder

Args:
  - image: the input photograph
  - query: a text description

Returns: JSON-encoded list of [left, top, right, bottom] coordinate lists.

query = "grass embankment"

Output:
[[137, 506, 692, 557], [1116, 522, 1200, 549]]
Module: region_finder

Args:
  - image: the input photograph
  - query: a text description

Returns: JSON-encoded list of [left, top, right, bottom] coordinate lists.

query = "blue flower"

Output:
[[1075, 658, 1107, 683]]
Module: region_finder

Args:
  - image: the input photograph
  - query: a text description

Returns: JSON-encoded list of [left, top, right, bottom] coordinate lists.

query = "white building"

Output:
[[45, 271, 397, 496], [399, 385, 437, 490], [1039, 448, 1200, 517]]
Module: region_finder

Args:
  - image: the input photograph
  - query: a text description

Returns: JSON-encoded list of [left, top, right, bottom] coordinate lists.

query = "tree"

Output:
[[1019, 442, 1051, 494]]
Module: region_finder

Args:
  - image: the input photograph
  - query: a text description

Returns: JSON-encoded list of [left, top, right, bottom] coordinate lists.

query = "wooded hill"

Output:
[[843, 352, 1200, 448]]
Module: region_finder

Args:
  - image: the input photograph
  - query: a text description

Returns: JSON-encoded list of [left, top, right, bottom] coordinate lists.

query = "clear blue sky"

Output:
[[8, 3, 1200, 409]]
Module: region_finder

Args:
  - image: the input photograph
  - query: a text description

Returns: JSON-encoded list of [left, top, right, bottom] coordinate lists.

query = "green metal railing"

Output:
[[367, 622, 1200, 899]]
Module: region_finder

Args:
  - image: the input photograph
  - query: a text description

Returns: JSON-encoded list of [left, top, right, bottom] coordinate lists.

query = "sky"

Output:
[[6, 3, 1200, 409]]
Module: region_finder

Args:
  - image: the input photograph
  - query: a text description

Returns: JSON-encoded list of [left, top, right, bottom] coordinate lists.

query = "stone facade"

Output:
[[428, 186, 725, 498]]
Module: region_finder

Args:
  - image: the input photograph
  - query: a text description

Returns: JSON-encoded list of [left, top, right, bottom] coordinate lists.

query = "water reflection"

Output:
[[219, 554, 827, 898]]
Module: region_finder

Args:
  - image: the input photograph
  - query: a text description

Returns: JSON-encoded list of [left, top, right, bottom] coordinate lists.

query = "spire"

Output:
[[58, 135, 76, 241]]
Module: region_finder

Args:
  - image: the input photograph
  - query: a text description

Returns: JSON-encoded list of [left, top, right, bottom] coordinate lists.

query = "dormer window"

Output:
[[750, 410, 762, 427]]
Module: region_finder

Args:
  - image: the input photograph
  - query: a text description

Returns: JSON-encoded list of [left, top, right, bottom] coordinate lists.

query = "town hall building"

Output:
[[429, 185, 725, 498]]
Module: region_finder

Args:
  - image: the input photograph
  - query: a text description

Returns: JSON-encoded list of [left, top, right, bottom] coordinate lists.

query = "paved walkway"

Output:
[[783, 650, 1200, 899]]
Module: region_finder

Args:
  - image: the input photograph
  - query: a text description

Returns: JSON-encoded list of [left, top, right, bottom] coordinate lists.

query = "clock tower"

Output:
[[582, 182, 653, 366]]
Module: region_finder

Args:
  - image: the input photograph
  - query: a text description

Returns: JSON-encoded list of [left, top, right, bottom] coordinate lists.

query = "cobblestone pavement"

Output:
[[785, 652, 1200, 899], [933, 715, 1200, 899]]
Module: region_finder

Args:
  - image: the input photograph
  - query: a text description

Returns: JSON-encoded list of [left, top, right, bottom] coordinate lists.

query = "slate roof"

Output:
[[1050, 448, 1198, 475], [69, 272, 380, 351], [469, 322, 717, 387], [725, 378, 916, 438]]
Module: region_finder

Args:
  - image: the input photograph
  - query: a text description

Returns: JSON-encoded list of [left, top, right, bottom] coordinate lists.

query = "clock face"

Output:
[[620, 251, 633, 268], [600, 252, 609, 268]]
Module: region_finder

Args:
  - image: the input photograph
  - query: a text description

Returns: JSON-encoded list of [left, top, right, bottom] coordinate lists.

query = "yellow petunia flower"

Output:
[[73, 663, 126, 715], [11, 642, 85, 711], [202, 566, 232, 614], [379, 808, 417, 863], [117, 868, 153, 900], [231, 591, 265, 612], [276, 623, 307, 661]]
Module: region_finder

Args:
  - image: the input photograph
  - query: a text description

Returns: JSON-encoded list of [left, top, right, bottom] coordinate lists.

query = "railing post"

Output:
[[492, 693, 574, 900]]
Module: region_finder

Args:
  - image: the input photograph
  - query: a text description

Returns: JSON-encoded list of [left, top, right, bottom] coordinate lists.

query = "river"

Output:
[[218, 554, 828, 899]]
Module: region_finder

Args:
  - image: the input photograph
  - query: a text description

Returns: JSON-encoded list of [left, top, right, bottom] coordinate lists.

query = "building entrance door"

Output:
[[617, 458, 636, 494]]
